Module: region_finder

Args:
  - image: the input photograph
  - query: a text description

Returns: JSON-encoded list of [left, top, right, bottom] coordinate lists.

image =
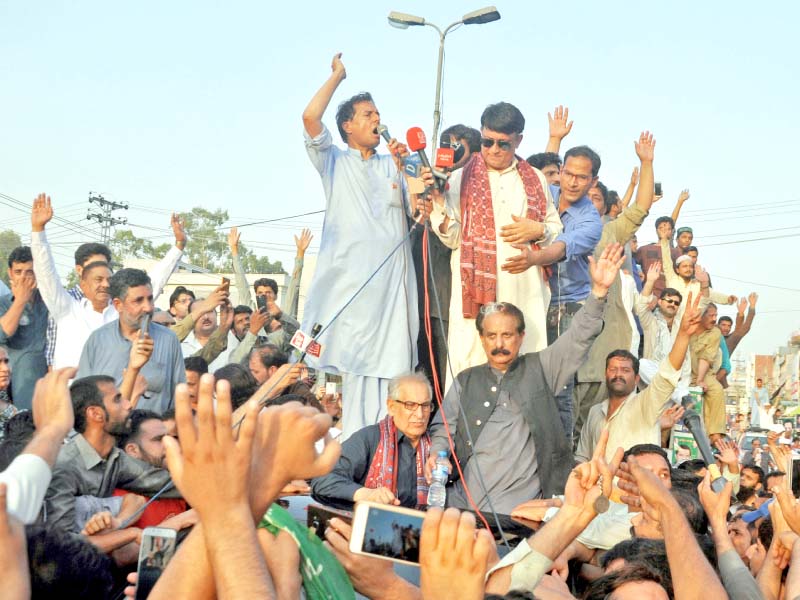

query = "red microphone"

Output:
[[435, 147, 455, 170], [407, 127, 448, 192]]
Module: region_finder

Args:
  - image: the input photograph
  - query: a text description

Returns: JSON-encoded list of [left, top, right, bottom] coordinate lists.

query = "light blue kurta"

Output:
[[302, 125, 418, 435]]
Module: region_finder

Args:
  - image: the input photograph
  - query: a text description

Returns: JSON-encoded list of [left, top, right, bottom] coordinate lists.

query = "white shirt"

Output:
[[181, 329, 240, 372], [31, 231, 183, 370], [0, 454, 52, 524]]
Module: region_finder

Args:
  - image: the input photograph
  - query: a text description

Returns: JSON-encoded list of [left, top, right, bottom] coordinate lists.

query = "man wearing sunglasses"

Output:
[[634, 262, 690, 399], [427, 102, 562, 387]]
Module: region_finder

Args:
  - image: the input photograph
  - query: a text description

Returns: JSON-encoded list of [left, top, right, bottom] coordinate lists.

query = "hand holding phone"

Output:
[[139, 313, 151, 339], [135, 527, 177, 600], [349, 501, 424, 565]]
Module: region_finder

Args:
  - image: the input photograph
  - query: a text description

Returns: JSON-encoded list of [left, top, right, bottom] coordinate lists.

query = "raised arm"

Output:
[[620, 167, 638, 208], [634, 131, 656, 213], [544, 105, 573, 154], [727, 293, 757, 354], [227, 227, 253, 308], [147, 214, 186, 301], [302, 53, 346, 138], [120, 335, 154, 409], [30, 194, 73, 319], [284, 228, 312, 318], [670, 189, 690, 224], [539, 243, 624, 391]]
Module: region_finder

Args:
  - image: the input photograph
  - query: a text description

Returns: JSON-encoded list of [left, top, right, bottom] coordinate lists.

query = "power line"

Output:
[[712, 274, 800, 292], [702, 232, 800, 247]]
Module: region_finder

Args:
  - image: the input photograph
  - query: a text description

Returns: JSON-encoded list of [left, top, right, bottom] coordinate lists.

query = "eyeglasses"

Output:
[[392, 399, 433, 413], [662, 299, 681, 306], [562, 170, 592, 184], [480, 137, 513, 151]]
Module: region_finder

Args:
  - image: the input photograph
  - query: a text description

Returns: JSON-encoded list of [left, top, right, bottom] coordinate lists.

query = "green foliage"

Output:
[[110, 208, 284, 274], [0, 230, 23, 285]]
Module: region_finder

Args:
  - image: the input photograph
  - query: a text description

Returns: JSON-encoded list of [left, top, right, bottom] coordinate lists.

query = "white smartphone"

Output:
[[349, 501, 425, 566], [325, 382, 339, 395], [135, 527, 177, 600]]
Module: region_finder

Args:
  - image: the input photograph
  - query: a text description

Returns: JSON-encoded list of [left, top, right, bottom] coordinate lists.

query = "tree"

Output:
[[110, 208, 284, 274], [0, 230, 23, 286]]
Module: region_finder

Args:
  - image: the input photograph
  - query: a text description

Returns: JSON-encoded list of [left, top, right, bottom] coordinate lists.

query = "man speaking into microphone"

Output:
[[301, 53, 418, 439]]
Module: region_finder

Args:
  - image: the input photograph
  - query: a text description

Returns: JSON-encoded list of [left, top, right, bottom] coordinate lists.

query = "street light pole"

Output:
[[388, 7, 500, 144]]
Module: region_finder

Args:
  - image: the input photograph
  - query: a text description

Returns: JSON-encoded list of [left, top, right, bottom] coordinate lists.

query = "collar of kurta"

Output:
[[75, 433, 117, 470]]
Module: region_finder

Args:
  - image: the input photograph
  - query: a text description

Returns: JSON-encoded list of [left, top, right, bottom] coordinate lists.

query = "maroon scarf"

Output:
[[365, 416, 431, 508], [460, 153, 548, 318]]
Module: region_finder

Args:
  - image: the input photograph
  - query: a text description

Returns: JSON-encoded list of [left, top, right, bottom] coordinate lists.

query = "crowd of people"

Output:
[[0, 51, 792, 599]]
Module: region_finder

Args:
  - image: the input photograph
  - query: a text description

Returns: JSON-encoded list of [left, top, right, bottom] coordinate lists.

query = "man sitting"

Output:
[[428, 244, 624, 515], [311, 372, 433, 510]]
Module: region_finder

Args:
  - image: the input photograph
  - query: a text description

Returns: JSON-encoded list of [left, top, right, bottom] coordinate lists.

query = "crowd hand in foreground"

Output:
[[0, 483, 29, 600], [125, 372, 338, 599]]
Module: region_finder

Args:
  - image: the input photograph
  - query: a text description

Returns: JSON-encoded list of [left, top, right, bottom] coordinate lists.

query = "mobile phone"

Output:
[[135, 527, 177, 600], [307, 504, 352, 541], [349, 501, 424, 565], [325, 382, 339, 396], [221, 276, 230, 289], [256, 295, 268, 312], [139, 313, 151, 339], [654, 182, 662, 196], [786, 456, 800, 499]]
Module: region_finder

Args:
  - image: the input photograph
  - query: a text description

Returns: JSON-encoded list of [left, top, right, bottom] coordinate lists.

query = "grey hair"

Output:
[[703, 303, 718, 315], [388, 372, 432, 403], [475, 302, 525, 335]]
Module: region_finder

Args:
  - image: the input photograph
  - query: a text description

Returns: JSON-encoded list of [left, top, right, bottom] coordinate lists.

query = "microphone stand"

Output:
[[680, 395, 728, 493]]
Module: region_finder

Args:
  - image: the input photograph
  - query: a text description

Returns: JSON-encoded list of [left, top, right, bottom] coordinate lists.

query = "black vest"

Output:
[[452, 353, 574, 499]]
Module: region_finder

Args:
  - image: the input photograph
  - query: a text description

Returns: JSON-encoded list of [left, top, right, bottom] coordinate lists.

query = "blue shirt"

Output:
[[720, 335, 732, 373], [548, 186, 603, 304], [0, 292, 49, 410], [76, 320, 185, 413]]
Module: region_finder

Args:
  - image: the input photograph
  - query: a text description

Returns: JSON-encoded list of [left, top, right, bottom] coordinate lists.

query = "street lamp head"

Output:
[[388, 11, 425, 29], [462, 6, 501, 25]]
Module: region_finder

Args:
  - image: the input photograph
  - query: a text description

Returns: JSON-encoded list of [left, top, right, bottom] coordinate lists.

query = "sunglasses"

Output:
[[480, 137, 513, 151], [662, 299, 681, 306]]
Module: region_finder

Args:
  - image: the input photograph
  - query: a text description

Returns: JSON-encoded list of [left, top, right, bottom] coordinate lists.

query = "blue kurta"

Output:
[[301, 125, 418, 380]]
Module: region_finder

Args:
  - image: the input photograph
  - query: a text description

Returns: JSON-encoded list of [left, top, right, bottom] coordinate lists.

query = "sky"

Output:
[[1, 0, 799, 363]]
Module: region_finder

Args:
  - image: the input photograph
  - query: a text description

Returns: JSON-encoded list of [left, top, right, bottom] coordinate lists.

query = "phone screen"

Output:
[[256, 295, 268, 312], [135, 527, 177, 600], [352, 504, 424, 564], [654, 182, 662, 196]]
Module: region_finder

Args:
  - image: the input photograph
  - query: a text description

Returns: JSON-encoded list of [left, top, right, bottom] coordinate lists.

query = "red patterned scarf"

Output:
[[365, 415, 431, 508], [460, 153, 549, 318]]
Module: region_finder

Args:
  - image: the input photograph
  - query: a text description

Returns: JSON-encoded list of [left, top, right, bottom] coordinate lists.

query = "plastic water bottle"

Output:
[[427, 451, 450, 508]]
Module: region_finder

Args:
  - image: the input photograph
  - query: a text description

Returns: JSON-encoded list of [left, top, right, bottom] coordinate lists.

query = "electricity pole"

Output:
[[86, 193, 128, 244]]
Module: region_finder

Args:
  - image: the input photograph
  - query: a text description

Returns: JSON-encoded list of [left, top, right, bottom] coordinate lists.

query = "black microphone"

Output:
[[377, 124, 392, 144], [680, 396, 728, 493]]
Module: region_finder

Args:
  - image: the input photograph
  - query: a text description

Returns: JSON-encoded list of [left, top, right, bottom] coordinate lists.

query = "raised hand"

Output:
[[331, 52, 346, 80], [630, 166, 640, 186], [31, 193, 53, 232], [548, 105, 573, 141], [767, 431, 790, 473], [162, 375, 259, 517], [737, 297, 748, 315], [500, 215, 545, 244], [658, 404, 685, 431], [249, 307, 270, 335], [227, 227, 241, 255], [697, 472, 732, 524], [247, 401, 340, 518], [634, 131, 656, 163], [170, 213, 187, 250], [219, 300, 234, 331], [564, 428, 624, 519], [420, 508, 496, 600], [128, 336, 154, 370], [0, 483, 30, 599], [646, 261, 662, 283], [588, 242, 625, 297], [678, 189, 690, 203], [714, 439, 739, 466], [294, 228, 313, 257], [31, 366, 77, 437], [749, 292, 759, 308], [679, 291, 702, 336]]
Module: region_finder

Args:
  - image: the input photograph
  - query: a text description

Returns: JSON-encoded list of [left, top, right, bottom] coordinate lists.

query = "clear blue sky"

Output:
[[2, 0, 798, 361]]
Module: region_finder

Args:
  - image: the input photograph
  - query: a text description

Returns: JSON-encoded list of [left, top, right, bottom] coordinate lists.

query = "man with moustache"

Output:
[[426, 244, 624, 514]]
